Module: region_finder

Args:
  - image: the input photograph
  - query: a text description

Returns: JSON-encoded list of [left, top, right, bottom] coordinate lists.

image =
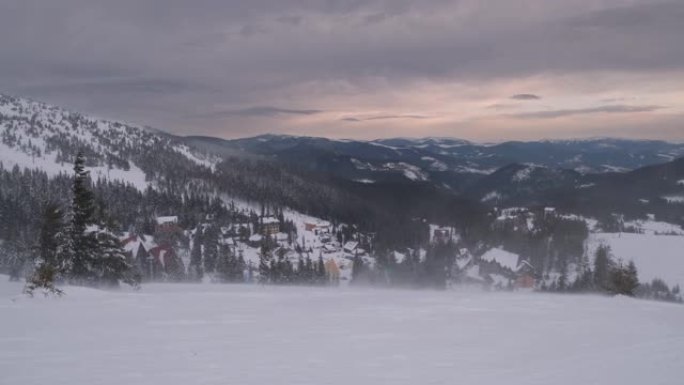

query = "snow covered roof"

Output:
[[480, 248, 519, 271], [249, 234, 263, 242], [121, 234, 156, 254], [516, 260, 535, 273], [156, 216, 178, 225], [262, 216, 279, 225]]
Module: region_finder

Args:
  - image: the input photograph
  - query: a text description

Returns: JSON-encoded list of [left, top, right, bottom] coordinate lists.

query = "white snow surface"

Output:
[[2, 278, 683, 385]]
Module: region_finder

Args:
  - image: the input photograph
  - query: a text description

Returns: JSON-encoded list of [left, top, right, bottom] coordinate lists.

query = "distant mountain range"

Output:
[[2, 92, 683, 231], [182, 133, 684, 188]]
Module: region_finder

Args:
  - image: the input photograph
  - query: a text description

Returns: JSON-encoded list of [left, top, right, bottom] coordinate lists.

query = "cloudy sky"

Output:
[[1, 0, 683, 141]]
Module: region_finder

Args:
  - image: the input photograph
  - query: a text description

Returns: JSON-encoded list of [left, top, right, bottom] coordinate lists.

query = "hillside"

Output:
[[1, 93, 684, 295]]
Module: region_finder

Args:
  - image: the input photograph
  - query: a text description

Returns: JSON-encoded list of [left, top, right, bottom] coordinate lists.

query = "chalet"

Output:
[[155, 216, 182, 235], [543, 207, 557, 219], [343, 241, 359, 254], [261, 216, 280, 236], [304, 220, 331, 235], [433, 228, 451, 244], [515, 260, 536, 289], [156, 216, 178, 228], [324, 258, 341, 283], [121, 234, 156, 281]]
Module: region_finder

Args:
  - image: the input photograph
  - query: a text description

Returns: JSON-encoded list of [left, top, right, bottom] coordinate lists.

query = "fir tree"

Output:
[[317, 255, 326, 284], [69, 152, 98, 283], [258, 253, 270, 284], [37, 202, 64, 270], [351, 254, 364, 284], [203, 225, 219, 273], [93, 230, 140, 288], [610, 260, 639, 296], [593, 245, 612, 291], [189, 227, 203, 281], [24, 202, 67, 296]]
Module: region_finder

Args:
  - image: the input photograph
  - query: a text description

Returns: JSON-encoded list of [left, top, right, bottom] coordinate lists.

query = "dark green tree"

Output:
[[69, 152, 98, 283], [189, 227, 203, 281], [593, 245, 613, 291]]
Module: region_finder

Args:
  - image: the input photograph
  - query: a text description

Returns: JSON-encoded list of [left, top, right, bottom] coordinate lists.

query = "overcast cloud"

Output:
[[0, 0, 682, 140]]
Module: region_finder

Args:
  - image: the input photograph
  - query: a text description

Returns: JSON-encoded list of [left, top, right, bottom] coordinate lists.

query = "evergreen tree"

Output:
[[351, 254, 365, 284], [258, 253, 270, 284], [610, 260, 639, 296], [189, 227, 203, 281], [593, 245, 612, 291], [69, 152, 98, 283], [92, 230, 140, 288], [37, 202, 64, 270], [24, 202, 67, 296], [317, 255, 326, 284], [203, 225, 219, 273]]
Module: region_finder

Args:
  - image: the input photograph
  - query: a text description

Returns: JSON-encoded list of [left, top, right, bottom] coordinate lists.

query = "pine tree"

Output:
[[610, 260, 639, 296], [38, 202, 64, 270], [69, 152, 98, 284], [593, 245, 612, 291], [258, 253, 270, 284], [93, 230, 140, 288], [236, 254, 246, 283], [189, 227, 203, 281], [24, 202, 67, 296], [351, 255, 364, 284], [317, 255, 326, 285], [203, 225, 219, 273]]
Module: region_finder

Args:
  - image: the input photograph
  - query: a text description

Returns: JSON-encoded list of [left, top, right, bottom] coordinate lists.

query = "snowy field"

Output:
[[589, 233, 684, 286], [1, 277, 683, 385]]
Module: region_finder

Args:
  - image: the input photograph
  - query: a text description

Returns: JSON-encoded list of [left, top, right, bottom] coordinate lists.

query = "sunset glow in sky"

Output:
[[2, 0, 683, 141]]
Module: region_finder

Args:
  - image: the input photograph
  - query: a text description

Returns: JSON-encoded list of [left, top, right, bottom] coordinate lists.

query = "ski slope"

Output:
[[1, 277, 683, 385]]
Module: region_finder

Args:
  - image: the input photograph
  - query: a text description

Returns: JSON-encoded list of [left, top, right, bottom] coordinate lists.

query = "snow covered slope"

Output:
[[0, 94, 218, 189], [588, 232, 684, 286], [1, 278, 683, 385]]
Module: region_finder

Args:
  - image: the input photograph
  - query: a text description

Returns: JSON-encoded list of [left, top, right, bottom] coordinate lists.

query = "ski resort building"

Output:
[[261, 216, 280, 236]]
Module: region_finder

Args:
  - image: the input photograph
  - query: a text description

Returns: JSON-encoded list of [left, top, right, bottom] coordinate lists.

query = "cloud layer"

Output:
[[0, 0, 682, 140]]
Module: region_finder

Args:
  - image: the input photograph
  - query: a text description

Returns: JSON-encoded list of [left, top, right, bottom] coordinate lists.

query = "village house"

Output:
[[121, 234, 156, 281], [433, 227, 451, 244], [343, 241, 359, 255], [304, 220, 331, 235], [324, 258, 341, 284], [261, 216, 280, 236], [156, 216, 179, 231], [515, 260, 536, 289]]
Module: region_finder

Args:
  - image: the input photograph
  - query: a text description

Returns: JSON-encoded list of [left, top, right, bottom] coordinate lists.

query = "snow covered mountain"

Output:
[[0, 94, 219, 191]]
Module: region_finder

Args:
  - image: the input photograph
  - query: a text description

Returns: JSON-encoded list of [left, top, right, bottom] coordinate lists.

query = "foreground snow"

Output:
[[1, 278, 683, 385]]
